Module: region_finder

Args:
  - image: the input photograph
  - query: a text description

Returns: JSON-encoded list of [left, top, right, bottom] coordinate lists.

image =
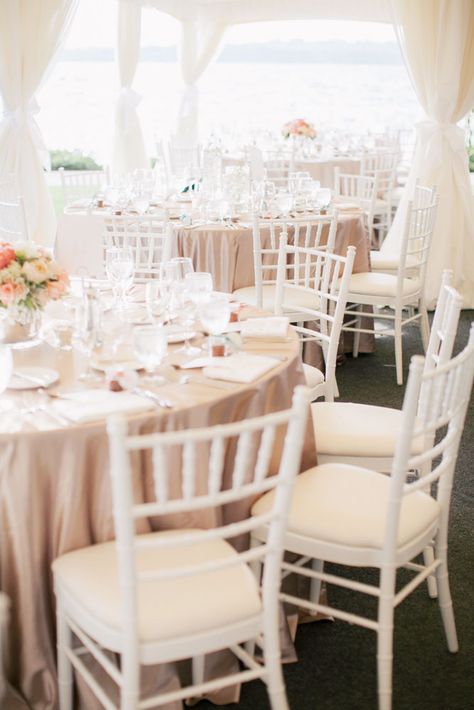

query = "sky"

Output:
[[65, 0, 396, 49]]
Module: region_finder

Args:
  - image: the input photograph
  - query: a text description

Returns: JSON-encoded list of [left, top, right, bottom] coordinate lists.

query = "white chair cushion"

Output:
[[370, 252, 418, 272], [303, 363, 325, 388], [52, 529, 261, 643], [311, 401, 425, 457], [252, 463, 440, 549], [232, 284, 320, 312], [344, 272, 420, 298]]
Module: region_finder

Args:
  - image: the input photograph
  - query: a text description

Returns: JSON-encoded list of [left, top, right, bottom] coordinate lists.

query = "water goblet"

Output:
[[184, 272, 213, 307], [276, 189, 293, 218], [199, 296, 231, 338], [133, 325, 168, 385], [172, 283, 201, 357], [161, 257, 194, 283]]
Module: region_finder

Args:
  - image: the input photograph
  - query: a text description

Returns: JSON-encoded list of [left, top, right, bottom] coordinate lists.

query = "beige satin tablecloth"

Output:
[[0, 324, 316, 710]]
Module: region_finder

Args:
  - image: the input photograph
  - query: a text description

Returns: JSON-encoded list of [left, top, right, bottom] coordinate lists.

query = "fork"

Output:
[[131, 387, 173, 409]]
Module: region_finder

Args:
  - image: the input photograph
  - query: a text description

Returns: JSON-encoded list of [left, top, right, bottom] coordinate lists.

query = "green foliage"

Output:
[[50, 149, 102, 171], [469, 146, 474, 173]]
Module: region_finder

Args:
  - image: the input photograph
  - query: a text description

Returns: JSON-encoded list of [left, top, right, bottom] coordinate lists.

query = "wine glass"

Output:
[[131, 191, 150, 215], [172, 282, 201, 357], [105, 247, 134, 310], [133, 325, 168, 384], [145, 280, 171, 324], [73, 302, 101, 383]]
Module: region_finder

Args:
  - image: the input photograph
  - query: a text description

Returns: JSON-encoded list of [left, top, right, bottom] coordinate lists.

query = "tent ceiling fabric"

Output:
[[141, 0, 392, 24]]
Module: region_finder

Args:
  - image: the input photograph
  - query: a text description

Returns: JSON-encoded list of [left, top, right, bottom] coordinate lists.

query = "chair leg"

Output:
[[121, 647, 140, 710], [245, 536, 263, 657], [420, 303, 430, 352], [309, 559, 324, 610], [435, 541, 458, 653], [394, 312, 403, 385], [423, 546, 438, 598], [192, 655, 206, 687], [56, 599, 74, 710], [377, 570, 395, 710], [353, 306, 362, 358], [263, 607, 289, 710]]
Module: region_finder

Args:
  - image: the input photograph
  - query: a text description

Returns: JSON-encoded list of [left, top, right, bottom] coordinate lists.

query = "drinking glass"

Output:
[[172, 283, 201, 357], [184, 272, 213, 306], [73, 303, 101, 383], [316, 188, 332, 211], [0, 346, 13, 394], [199, 296, 231, 336], [145, 280, 171, 324], [105, 247, 134, 309], [42, 319, 74, 351], [161, 257, 194, 282], [131, 191, 150, 215], [133, 325, 168, 384], [276, 189, 293, 217]]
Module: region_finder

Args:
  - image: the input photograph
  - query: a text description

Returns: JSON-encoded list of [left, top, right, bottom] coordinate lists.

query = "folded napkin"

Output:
[[202, 354, 279, 384], [240, 317, 289, 340], [52, 389, 155, 423], [335, 202, 360, 211]]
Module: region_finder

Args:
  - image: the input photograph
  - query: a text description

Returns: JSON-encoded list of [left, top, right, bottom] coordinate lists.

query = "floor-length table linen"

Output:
[[0, 324, 316, 709]]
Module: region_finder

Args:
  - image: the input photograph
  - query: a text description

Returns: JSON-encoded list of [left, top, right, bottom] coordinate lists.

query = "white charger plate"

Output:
[[8, 367, 60, 390]]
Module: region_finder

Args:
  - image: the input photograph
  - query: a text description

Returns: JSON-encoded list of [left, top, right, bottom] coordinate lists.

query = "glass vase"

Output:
[[0, 308, 41, 349]]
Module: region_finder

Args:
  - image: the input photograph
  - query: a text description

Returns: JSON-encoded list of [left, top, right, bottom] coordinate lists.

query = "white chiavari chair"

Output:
[[166, 140, 201, 181], [232, 213, 338, 314], [341, 188, 438, 385], [274, 235, 356, 402], [0, 194, 29, 243], [334, 168, 378, 242], [252, 326, 474, 710], [52, 386, 311, 710], [59, 167, 110, 208], [370, 185, 437, 274], [360, 152, 399, 246], [103, 215, 172, 282], [313, 270, 461, 469], [263, 150, 295, 189]]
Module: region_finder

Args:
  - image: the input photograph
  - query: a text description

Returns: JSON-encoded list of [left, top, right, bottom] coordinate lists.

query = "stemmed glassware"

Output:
[[184, 272, 213, 306], [105, 246, 134, 310], [133, 325, 168, 384], [199, 296, 231, 338], [145, 280, 171, 325], [276, 189, 293, 218], [73, 298, 101, 383]]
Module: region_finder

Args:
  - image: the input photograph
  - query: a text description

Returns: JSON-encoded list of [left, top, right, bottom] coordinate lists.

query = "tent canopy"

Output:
[[141, 0, 392, 25]]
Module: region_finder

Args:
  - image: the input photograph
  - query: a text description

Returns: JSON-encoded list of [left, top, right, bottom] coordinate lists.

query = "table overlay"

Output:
[[0, 312, 317, 709]]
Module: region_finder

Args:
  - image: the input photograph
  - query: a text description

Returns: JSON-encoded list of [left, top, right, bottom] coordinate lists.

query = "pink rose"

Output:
[[0, 246, 16, 270]]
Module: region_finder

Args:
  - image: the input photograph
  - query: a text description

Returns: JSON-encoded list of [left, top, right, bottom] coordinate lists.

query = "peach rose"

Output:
[[0, 281, 26, 306], [0, 246, 16, 270], [46, 278, 68, 300]]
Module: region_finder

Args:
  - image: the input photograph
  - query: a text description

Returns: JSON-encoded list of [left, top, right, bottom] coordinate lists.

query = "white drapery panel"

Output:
[[382, 0, 474, 308], [176, 15, 227, 147], [0, 0, 78, 246], [112, 0, 148, 175]]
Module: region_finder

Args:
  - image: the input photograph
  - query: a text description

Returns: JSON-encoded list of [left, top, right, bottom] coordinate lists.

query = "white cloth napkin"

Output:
[[240, 317, 289, 340], [52, 389, 155, 423], [335, 202, 360, 211], [202, 354, 279, 383]]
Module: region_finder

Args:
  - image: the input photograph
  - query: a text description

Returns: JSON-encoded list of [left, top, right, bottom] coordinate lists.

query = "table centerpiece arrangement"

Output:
[[281, 118, 317, 159], [0, 242, 69, 347]]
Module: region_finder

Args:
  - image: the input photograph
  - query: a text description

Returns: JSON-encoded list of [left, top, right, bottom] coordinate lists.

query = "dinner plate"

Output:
[[8, 367, 60, 390]]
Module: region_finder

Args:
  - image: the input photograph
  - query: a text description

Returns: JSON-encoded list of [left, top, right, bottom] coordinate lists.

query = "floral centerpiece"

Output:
[[0, 242, 69, 344], [281, 118, 317, 140]]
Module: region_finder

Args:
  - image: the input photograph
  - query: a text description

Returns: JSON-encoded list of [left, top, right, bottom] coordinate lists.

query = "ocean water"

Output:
[[34, 60, 421, 164]]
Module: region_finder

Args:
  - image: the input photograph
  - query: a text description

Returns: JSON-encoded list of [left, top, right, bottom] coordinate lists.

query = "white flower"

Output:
[[22, 258, 51, 284]]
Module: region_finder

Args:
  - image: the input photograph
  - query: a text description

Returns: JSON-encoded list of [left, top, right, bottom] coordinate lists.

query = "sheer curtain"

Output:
[[112, 0, 148, 175], [0, 0, 78, 246], [175, 16, 227, 147], [382, 0, 474, 308]]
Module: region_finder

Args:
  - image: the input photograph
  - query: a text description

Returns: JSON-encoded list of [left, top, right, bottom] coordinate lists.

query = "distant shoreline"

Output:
[[59, 40, 403, 65]]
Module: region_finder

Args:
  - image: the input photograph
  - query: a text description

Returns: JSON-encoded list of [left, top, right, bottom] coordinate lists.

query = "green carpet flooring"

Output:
[[199, 312, 474, 710]]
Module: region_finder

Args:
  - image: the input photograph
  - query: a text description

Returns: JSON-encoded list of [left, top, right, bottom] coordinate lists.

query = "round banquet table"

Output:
[[0, 314, 316, 710], [55, 209, 370, 292]]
